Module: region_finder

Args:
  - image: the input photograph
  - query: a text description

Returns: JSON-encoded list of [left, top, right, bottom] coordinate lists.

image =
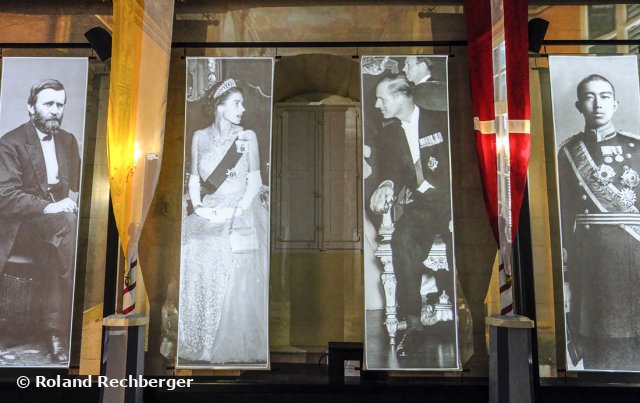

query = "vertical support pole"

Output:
[[513, 182, 540, 391], [100, 314, 147, 403], [488, 315, 535, 403], [488, 182, 538, 403], [100, 195, 119, 370]]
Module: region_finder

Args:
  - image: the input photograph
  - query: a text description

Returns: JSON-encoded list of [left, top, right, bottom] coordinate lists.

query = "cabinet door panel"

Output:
[[322, 105, 362, 249], [275, 107, 319, 248]]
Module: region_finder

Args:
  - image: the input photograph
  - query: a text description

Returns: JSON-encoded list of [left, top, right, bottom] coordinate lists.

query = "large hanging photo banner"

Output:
[[0, 57, 87, 367], [177, 57, 273, 369], [550, 55, 640, 372], [362, 56, 459, 370]]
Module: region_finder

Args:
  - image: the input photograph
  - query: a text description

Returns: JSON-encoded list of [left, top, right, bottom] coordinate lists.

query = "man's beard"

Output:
[[32, 112, 62, 135]]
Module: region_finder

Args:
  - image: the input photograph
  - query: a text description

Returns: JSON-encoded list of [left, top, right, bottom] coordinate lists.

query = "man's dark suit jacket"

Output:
[[366, 106, 451, 236], [0, 121, 80, 272], [366, 105, 452, 317], [413, 79, 448, 112]]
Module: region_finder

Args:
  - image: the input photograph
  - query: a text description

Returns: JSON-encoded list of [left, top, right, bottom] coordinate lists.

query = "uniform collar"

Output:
[[585, 121, 616, 142]]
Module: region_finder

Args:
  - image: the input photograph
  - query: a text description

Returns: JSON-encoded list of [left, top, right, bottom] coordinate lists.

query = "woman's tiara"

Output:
[[213, 78, 236, 99]]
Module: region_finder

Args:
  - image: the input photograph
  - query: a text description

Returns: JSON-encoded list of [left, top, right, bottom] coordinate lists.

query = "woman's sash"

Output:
[[201, 136, 241, 195]]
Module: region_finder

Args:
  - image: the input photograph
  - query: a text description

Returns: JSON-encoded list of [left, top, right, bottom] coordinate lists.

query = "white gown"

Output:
[[177, 128, 269, 366]]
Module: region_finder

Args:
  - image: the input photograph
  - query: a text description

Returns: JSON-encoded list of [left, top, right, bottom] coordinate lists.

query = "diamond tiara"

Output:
[[213, 78, 237, 99]]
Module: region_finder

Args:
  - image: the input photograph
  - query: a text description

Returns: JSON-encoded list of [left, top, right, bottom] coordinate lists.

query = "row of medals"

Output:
[[594, 144, 639, 210]]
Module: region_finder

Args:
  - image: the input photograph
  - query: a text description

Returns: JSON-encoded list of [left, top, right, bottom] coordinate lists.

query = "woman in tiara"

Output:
[[178, 78, 269, 366]]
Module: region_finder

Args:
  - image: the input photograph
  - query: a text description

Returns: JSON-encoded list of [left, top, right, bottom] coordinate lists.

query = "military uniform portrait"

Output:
[[550, 55, 640, 372], [361, 56, 458, 371]]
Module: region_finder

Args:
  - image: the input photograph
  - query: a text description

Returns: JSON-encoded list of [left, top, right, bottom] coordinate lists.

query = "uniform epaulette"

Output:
[[617, 130, 640, 140], [558, 134, 579, 150]]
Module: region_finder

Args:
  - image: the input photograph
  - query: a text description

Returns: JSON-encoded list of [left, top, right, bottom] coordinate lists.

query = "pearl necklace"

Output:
[[209, 125, 235, 147]]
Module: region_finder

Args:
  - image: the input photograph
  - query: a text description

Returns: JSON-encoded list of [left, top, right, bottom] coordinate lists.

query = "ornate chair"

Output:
[[0, 244, 37, 332], [375, 205, 454, 347]]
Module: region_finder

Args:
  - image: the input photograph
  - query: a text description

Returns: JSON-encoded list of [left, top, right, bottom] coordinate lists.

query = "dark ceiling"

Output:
[[0, 1, 631, 15]]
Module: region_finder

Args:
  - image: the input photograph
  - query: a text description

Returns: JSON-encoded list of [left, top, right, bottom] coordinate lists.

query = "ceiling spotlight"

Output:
[[84, 27, 112, 62], [528, 18, 550, 53]]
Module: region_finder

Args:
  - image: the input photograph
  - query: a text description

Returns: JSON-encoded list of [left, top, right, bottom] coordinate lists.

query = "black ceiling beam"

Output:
[[0, 43, 94, 49], [171, 40, 468, 48], [1, 39, 640, 50]]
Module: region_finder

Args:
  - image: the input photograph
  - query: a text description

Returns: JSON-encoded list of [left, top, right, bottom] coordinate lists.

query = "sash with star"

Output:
[[564, 139, 640, 241], [201, 135, 241, 195]]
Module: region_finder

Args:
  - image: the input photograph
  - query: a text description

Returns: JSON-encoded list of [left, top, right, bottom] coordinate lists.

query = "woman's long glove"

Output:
[[188, 174, 202, 208], [238, 170, 262, 211]]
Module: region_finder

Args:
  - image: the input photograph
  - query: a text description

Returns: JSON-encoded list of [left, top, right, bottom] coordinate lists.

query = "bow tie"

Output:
[[41, 134, 53, 141]]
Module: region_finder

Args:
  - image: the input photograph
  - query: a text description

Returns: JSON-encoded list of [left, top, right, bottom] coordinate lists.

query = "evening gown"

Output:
[[178, 127, 269, 366]]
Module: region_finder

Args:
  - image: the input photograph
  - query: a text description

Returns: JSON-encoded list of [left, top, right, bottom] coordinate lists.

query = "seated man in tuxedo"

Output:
[[368, 74, 454, 356], [0, 79, 81, 364]]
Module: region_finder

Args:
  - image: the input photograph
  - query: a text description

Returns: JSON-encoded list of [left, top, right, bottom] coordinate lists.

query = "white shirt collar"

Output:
[[417, 74, 431, 84], [35, 126, 53, 141], [401, 105, 420, 126], [35, 126, 59, 185], [400, 106, 421, 164]]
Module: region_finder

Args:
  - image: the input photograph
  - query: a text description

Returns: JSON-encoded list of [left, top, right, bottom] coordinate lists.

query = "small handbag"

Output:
[[229, 207, 258, 254]]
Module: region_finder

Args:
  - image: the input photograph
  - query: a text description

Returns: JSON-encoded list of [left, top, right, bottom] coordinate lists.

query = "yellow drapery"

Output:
[[106, 0, 174, 314]]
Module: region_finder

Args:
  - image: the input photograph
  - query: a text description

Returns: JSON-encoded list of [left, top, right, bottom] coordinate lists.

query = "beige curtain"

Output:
[[106, 0, 174, 314]]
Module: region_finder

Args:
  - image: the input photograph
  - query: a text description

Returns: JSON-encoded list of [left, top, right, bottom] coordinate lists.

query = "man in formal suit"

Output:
[[402, 56, 433, 86], [402, 56, 447, 112], [0, 78, 80, 364], [368, 74, 453, 356]]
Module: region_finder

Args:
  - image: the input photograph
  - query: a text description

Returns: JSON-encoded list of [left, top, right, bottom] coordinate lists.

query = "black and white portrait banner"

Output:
[[0, 57, 88, 368], [177, 57, 273, 369], [550, 55, 640, 373], [362, 55, 459, 370]]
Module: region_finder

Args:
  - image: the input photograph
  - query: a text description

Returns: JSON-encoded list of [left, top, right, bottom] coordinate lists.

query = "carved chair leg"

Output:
[[381, 271, 397, 345], [376, 209, 403, 347]]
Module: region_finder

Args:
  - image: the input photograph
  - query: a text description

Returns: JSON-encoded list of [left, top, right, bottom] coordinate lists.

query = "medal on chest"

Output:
[[619, 165, 639, 208], [592, 162, 639, 210], [601, 145, 625, 163]]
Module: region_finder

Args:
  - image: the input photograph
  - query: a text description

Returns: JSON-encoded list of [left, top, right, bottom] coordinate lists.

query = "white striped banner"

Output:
[[122, 249, 137, 315]]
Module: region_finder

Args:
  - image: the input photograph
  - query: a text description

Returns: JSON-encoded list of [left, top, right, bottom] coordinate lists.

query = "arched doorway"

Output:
[[270, 54, 365, 351]]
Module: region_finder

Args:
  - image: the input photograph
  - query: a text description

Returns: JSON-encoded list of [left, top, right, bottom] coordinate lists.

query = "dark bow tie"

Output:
[[41, 134, 53, 141]]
